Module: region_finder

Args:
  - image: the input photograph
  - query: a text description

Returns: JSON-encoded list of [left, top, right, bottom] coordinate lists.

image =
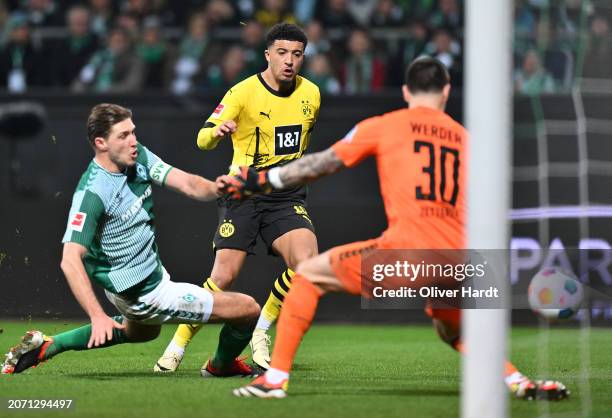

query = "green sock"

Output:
[[44, 316, 128, 359], [211, 323, 254, 369]]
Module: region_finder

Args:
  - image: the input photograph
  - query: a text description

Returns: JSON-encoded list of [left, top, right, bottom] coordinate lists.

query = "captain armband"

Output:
[[150, 161, 174, 186]]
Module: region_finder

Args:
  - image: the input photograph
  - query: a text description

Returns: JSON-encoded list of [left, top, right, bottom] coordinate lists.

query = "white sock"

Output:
[[265, 368, 289, 384], [165, 341, 185, 357], [255, 315, 272, 332], [505, 371, 527, 387]]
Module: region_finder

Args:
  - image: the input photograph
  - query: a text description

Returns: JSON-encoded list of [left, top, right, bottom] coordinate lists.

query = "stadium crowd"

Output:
[[0, 0, 609, 95], [514, 0, 612, 94]]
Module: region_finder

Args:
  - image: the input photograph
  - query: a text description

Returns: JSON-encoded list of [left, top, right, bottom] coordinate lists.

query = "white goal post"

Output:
[[462, 1, 513, 418]]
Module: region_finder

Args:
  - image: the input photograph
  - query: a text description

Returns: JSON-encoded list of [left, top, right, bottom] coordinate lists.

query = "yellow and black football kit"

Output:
[[197, 73, 321, 254], [198, 73, 319, 170], [159, 74, 321, 364]]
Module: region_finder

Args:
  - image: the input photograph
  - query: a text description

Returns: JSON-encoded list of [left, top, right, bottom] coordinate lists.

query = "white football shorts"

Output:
[[105, 267, 214, 324]]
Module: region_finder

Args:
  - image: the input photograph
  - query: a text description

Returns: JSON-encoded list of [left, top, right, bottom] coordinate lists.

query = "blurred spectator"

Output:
[[119, 0, 152, 25], [341, 28, 385, 94], [114, 12, 140, 38], [514, 49, 556, 95], [294, 0, 317, 24], [582, 14, 612, 80], [0, 0, 477, 93], [170, 13, 219, 95], [241, 20, 266, 74], [73, 26, 144, 93], [429, 0, 462, 36], [304, 19, 330, 57], [51, 5, 99, 87], [146, 0, 180, 26], [24, 0, 62, 27], [89, 0, 115, 37], [396, 0, 435, 20], [370, 0, 405, 28], [527, 0, 548, 9], [555, 0, 582, 45], [0, 2, 8, 29], [347, 0, 377, 26], [305, 53, 341, 94], [544, 48, 573, 91], [514, 0, 537, 55], [402, 21, 428, 64], [533, 17, 553, 51], [513, 0, 539, 64], [137, 16, 172, 88], [204, 45, 248, 89], [169, 0, 208, 27], [540, 24, 573, 91], [0, 13, 45, 92], [234, 0, 255, 21], [254, 0, 297, 28], [205, 0, 237, 28], [424, 28, 462, 83], [386, 20, 428, 86], [316, 0, 357, 29]]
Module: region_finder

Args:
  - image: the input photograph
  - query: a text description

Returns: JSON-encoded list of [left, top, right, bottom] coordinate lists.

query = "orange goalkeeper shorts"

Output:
[[329, 238, 380, 296], [329, 238, 463, 323]]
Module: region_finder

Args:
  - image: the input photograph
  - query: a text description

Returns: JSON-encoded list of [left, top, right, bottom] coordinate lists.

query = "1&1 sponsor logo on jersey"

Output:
[[275, 124, 302, 155]]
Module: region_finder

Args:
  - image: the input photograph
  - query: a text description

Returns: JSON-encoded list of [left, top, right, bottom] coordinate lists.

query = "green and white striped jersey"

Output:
[[62, 143, 173, 295]]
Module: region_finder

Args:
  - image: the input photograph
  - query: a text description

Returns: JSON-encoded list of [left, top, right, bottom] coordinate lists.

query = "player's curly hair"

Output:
[[405, 57, 450, 94], [87, 103, 132, 145], [265, 22, 307, 49]]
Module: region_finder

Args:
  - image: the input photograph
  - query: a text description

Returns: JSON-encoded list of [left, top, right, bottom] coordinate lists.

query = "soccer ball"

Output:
[[528, 267, 584, 321]]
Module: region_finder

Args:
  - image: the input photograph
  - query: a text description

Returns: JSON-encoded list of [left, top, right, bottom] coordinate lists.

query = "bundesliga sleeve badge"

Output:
[[69, 212, 87, 232], [212, 103, 225, 119]]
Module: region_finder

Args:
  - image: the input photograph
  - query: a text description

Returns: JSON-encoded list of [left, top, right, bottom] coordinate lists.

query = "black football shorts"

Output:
[[213, 186, 315, 255]]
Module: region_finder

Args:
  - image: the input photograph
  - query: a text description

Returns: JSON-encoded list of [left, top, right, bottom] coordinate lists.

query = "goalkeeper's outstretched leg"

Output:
[[429, 308, 569, 401]]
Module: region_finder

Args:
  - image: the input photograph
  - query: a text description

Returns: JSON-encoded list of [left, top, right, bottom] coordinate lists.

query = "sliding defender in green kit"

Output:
[[2, 103, 260, 378]]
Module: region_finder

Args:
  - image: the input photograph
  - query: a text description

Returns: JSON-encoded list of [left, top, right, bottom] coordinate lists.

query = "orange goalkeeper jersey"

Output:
[[331, 106, 468, 249]]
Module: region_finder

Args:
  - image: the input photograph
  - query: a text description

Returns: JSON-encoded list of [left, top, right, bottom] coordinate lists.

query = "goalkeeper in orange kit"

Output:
[[222, 57, 569, 401]]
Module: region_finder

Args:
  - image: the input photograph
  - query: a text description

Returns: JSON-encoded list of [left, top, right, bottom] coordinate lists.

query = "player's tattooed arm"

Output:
[[219, 148, 344, 198], [275, 148, 345, 188]]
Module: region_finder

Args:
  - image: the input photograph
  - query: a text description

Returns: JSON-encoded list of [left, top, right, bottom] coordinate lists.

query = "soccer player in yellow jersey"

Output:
[[154, 23, 320, 373]]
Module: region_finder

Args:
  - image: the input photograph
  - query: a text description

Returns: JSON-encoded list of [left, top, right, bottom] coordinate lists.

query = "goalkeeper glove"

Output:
[[223, 166, 273, 201]]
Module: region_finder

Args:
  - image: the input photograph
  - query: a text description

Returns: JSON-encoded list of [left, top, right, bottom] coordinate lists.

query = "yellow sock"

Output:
[[257, 269, 295, 331], [171, 278, 220, 348]]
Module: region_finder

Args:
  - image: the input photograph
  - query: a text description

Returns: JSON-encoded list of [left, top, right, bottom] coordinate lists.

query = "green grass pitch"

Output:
[[0, 321, 611, 418]]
